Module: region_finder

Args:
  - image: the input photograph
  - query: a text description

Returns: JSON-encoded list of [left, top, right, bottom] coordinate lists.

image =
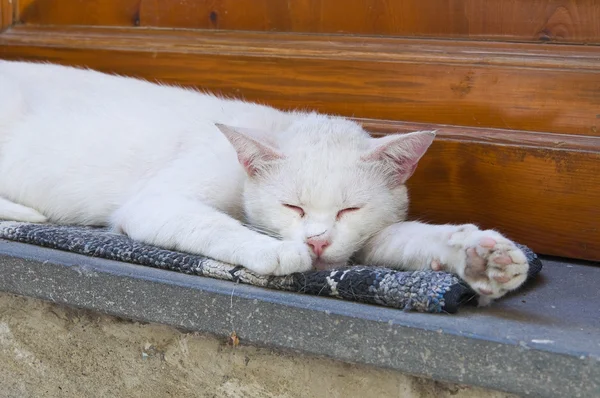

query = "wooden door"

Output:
[[1, 0, 599, 261]]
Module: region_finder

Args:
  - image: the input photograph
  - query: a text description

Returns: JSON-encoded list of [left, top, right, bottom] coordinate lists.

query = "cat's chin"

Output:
[[312, 259, 348, 271]]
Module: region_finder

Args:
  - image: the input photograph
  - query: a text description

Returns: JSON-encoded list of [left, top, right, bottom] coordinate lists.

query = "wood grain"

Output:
[[18, 0, 140, 26], [1, 26, 599, 137], [0, 26, 598, 260], [17, 0, 600, 44], [0, 0, 13, 31], [139, 0, 600, 44], [405, 136, 599, 262]]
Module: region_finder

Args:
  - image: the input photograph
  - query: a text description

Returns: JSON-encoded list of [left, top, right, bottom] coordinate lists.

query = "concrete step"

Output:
[[0, 240, 598, 397]]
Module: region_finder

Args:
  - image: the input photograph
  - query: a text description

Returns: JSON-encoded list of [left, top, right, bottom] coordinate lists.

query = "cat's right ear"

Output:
[[215, 123, 283, 177], [361, 130, 436, 185]]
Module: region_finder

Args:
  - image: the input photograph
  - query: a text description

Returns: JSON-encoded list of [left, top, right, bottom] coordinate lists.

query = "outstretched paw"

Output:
[[449, 227, 529, 305]]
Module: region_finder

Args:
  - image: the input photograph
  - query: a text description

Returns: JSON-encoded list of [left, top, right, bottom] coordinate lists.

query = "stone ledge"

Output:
[[0, 240, 598, 397]]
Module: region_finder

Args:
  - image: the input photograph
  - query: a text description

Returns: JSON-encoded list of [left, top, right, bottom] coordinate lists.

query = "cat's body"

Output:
[[0, 60, 529, 304]]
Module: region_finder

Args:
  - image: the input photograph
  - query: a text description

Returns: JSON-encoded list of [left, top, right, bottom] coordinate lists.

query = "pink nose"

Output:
[[307, 238, 330, 257]]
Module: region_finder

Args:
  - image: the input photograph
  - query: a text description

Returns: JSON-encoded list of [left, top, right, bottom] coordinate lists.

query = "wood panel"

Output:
[[139, 0, 600, 44], [17, 0, 140, 27], [1, 26, 599, 136], [16, 0, 600, 44], [0, 26, 599, 260], [0, 0, 13, 31], [406, 136, 600, 262]]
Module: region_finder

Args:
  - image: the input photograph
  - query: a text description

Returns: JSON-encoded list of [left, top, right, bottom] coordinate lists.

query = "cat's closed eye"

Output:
[[283, 204, 305, 218], [336, 207, 361, 220]]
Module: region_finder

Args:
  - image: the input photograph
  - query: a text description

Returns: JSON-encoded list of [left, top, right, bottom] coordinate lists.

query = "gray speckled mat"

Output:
[[0, 222, 543, 313]]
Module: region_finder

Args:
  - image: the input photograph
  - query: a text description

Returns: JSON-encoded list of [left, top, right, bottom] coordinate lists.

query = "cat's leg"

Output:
[[0, 197, 47, 223], [111, 194, 312, 276], [357, 222, 529, 304]]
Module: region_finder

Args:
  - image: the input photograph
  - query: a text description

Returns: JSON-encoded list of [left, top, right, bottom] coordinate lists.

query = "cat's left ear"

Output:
[[215, 123, 284, 177], [362, 130, 436, 185]]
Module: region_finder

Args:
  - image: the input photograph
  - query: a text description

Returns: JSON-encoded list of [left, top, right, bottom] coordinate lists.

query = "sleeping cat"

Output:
[[0, 60, 528, 304]]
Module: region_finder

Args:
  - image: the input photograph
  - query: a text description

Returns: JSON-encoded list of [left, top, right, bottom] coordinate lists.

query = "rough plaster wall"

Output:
[[0, 293, 516, 398]]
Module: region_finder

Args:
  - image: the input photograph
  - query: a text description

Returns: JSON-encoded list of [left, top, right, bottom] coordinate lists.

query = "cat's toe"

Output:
[[271, 241, 313, 276], [430, 259, 445, 271]]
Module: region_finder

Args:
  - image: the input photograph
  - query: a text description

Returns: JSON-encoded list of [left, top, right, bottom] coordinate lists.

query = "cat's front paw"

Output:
[[272, 241, 314, 276], [448, 227, 529, 305], [247, 241, 313, 276]]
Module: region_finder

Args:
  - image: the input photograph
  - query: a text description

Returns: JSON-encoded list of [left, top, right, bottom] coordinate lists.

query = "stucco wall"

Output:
[[0, 293, 515, 398]]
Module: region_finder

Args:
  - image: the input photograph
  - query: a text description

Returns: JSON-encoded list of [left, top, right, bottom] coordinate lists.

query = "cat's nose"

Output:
[[307, 238, 330, 257]]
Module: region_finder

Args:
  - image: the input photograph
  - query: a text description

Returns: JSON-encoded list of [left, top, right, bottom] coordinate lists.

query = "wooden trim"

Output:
[[16, 0, 600, 44], [361, 119, 600, 153], [0, 26, 599, 261], [0, 0, 13, 31], [1, 26, 600, 137], [3, 26, 600, 70]]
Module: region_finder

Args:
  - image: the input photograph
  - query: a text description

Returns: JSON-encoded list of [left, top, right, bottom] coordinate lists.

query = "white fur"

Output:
[[0, 60, 529, 301]]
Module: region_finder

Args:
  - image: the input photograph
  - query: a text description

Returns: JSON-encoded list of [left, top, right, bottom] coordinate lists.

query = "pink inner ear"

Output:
[[238, 150, 281, 176], [235, 144, 282, 177], [216, 124, 283, 177], [241, 156, 257, 176], [362, 131, 435, 185]]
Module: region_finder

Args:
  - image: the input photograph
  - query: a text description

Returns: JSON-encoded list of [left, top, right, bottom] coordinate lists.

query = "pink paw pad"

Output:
[[479, 237, 497, 249], [430, 259, 443, 271], [493, 275, 512, 283], [466, 248, 486, 267], [493, 254, 513, 266]]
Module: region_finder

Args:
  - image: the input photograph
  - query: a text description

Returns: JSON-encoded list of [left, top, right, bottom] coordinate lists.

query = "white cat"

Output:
[[0, 60, 529, 304]]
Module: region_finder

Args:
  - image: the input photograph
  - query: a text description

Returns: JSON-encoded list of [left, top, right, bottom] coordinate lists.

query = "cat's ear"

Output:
[[361, 130, 436, 185], [215, 123, 283, 177]]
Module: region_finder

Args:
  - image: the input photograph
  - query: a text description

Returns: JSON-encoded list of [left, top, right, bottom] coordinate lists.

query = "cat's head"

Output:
[[217, 115, 435, 270]]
